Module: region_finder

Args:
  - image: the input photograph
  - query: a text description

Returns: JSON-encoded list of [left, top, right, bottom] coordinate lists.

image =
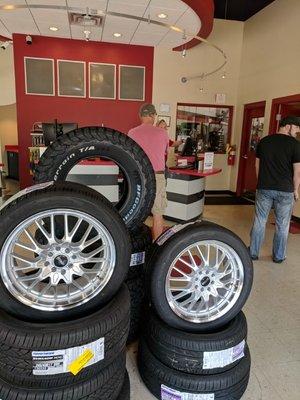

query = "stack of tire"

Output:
[[139, 221, 254, 400], [127, 223, 153, 343], [33, 127, 156, 345], [0, 128, 156, 398]]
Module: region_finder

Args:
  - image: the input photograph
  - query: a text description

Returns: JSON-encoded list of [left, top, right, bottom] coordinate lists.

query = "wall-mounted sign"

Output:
[[119, 65, 145, 101], [215, 93, 226, 104], [89, 63, 116, 99], [24, 57, 54, 96], [58, 60, 86, 98], [159, 103, 171, 113]]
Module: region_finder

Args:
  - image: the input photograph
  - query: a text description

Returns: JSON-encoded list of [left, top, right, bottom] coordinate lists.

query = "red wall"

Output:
[[13, 34, 154, 188]]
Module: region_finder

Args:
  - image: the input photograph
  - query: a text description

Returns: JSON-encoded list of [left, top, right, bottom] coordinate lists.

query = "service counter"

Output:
[[165, 168, 222, 222]]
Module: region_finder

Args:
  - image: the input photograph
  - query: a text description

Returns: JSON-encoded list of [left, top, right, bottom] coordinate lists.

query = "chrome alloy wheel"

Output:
[[165, 240, 244, 323], [0, 209, 116, 311]]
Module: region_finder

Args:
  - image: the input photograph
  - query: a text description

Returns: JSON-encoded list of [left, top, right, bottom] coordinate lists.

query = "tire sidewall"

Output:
[[0, 191, 131, 321], [150, 224, 253, 332]]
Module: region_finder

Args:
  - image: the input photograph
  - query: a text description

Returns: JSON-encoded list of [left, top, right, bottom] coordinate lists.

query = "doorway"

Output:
[[237, 101, 266, 198], [269, 93, 300, 136]]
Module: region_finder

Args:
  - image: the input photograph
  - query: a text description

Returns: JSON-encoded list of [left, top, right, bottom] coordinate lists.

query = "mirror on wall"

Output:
[[176, 103, 233, 154]]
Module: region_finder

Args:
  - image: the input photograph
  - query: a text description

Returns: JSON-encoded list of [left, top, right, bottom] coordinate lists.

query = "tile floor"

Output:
[[127, 205, 300, 400]]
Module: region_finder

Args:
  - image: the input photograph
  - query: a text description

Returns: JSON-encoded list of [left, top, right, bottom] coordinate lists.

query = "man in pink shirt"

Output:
[[128, 104, 169, 240]]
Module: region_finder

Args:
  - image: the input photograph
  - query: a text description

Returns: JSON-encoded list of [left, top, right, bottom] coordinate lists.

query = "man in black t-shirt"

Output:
[[249, 116, 300, 263]]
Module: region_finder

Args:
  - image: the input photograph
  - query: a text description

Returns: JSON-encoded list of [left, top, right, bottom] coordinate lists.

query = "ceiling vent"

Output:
[[68, 11, 103, 27]]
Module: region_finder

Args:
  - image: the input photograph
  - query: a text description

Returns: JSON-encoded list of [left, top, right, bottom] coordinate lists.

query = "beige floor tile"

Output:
[[262, 361, 300, 400]]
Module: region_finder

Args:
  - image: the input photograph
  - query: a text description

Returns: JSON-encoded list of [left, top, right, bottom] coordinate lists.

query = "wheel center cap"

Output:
[[201, 276, 211, 287], [54, 255, 68, 268]]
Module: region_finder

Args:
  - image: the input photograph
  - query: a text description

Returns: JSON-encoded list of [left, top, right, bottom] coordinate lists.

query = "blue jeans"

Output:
[[250, 189, 294, 261]]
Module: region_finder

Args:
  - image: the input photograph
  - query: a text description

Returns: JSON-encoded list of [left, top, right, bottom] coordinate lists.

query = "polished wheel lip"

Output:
[[0, 209, 116, 312], [165, 240, 244, 323]]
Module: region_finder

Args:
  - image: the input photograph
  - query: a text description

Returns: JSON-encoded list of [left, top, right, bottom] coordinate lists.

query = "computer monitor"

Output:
[[42, 121, 78, 146], [181, 136, 196, 157]]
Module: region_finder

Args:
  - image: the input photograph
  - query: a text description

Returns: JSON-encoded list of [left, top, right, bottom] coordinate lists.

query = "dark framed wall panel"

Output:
[[24, 57, 54, 96], [89, 63, 116, 99], [119, 65, 145, 101], [58, 60, 86, 98]]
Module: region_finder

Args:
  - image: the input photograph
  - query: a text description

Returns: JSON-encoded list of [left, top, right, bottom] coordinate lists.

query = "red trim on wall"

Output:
[[0, 35, 11, 41], [173, 0, 214, 51], [13, 34, 154, 188], [269, 94, 300, 135], [236, 101, 266, 196]]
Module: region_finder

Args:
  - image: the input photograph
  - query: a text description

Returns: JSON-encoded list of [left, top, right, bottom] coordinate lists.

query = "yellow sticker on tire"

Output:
[[68, 349, 94, 376]]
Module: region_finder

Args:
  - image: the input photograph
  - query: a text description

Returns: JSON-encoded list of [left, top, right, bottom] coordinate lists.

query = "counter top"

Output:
[[169, 167, 222, 177], [5, 145, 19, 153]]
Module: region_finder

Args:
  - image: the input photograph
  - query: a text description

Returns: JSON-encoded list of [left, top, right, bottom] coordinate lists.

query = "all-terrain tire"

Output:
[[128, 224, 152, 280], [34, 127, 156, 228], [126, 275, 146, 344]]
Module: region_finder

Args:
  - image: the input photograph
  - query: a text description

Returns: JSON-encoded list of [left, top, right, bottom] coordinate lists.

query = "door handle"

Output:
[[242, 155, 248, 159]]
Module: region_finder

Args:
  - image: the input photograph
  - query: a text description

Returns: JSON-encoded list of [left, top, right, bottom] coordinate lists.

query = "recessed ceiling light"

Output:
[[113, 32, 122, 38], [49, 26, 59, 32], [157, 13, 168, 19]]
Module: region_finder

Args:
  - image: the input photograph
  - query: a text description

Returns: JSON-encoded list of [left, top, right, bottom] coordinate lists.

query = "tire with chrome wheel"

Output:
[[0, 285, 129, 388], [147, 221, 253, 332], [0, 181, 131, 322]]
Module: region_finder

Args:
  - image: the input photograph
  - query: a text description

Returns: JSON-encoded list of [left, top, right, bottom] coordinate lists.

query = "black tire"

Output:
[[0, 352, 126, 400], [34, 127, 156, 229], [144, 307, 247, 374], [126, 275, 146, 344], [0, 182, 131, 322], [128, 224, 152, 280], [0, 285, 130, 388], [138, 339, 251, 400], [117, 371, 130, 400], [147, 221, 253, 332]]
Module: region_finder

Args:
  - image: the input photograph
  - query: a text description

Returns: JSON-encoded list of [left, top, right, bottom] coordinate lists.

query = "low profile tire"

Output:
[[0, 285, 129, 388], [34, 127, 156, 229], [138, 339, 251, 400], [126, 275, 146, 344], [144, 307, 247, 374], [0, 352, 126, 400], [147, 221, 253, 332], [117, 371, 130, 400], [128, 224, 152, 280], [0, 182, 131, 322]]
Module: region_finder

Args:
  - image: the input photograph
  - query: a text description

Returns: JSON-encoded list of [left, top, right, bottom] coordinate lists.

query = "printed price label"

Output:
[[161, 385, 214, 400], [32, 337, 104, 376], [203, 340, 245, 369], [130, 251, 146, 266], [156, 222, 197, 246]]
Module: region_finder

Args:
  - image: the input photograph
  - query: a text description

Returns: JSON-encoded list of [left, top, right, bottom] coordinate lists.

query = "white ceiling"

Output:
[[0, 0, 201, 47]]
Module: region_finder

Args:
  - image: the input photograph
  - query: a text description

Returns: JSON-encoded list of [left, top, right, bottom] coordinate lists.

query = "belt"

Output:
[[155, 171, 165, 174]]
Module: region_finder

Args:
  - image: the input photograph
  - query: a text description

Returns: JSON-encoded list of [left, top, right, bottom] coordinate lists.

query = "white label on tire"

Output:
[[161, 385, 214, 400], [130, 251, 145, 266], [32, 337, 104, 375], [203, 340, 245, 369], [156, 222, 198, 246]]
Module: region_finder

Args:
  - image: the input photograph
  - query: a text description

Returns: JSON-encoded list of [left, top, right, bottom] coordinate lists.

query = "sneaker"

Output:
[[273, 258, 286, 264], [248, 247, 258, 260]]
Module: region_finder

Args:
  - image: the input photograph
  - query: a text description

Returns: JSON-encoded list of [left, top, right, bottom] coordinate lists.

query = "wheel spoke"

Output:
[[172, 265, 192, 279], [69, 218, 83, 241]]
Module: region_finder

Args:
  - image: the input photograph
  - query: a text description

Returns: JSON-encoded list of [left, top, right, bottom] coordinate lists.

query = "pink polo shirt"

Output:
[[128, 124, 169, 172]]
